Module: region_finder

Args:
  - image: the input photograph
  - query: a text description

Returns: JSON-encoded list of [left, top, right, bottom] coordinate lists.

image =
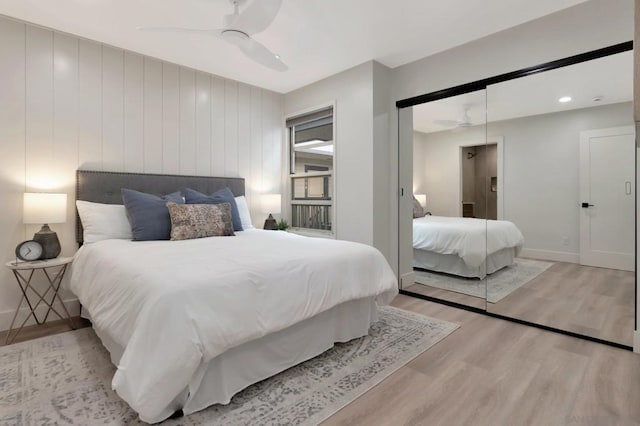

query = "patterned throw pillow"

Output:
[[167, 202, 235, 240], [412, 196, 424, 218]]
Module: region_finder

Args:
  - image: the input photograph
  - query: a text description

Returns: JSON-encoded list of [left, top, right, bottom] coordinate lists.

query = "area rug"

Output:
[[0, 306, 458, 425], [414, 258, 554, 303]]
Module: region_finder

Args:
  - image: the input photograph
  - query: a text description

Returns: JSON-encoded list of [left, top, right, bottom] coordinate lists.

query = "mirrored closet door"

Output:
[[485, 49, 635, 346], [398, 43, 635, 348], [402, 89, 489, 310]]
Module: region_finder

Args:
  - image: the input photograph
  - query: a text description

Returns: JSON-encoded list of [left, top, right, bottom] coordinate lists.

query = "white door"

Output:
[[579, 126, 635, 271]]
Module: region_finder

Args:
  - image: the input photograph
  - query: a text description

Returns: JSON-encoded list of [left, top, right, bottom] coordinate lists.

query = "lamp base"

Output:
[[33, 224, 61, 260], [263, 214, 278, 231]]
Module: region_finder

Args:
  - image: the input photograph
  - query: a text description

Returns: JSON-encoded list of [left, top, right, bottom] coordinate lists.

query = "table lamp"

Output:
[[415, 194, 427, 208], [261, 194, 281, 230], [23, 193, 67, 259]]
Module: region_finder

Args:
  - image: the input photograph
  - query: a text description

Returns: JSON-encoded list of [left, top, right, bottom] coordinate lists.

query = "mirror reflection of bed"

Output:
[[408, 90, 493, 310], [405, 49, 635, 346], [411, 214, 524, 311]]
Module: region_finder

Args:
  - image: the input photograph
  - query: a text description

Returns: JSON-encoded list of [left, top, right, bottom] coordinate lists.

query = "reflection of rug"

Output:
[[0, 306, 459, 426], [415, 258, 554, 303]]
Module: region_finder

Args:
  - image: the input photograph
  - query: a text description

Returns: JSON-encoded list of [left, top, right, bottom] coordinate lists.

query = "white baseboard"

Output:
[[0, 298, 80, 332], [400, 271, 416, 289], [634, 331, 640, 354], [519, 248, 579, 264]]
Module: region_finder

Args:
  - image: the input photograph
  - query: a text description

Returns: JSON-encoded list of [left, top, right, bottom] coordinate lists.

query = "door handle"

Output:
[[581, 202, 594, 208], [626, 181, 632, 195]]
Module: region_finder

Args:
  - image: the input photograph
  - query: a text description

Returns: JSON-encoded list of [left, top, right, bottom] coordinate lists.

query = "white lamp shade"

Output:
[[415, 194, 427, 208], [23, 193, 67, 224], [261, 194, 281, 215]]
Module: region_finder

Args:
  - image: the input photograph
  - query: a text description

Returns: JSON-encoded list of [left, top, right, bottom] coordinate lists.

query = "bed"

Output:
[[412, 215, 524, 279], [70, 170, 398, 423]]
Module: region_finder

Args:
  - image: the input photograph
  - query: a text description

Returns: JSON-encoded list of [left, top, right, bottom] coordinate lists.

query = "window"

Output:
[[287, 106, 334, 233]]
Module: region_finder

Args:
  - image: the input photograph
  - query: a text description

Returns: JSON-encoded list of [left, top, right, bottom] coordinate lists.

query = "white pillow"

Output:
[[234, 196, 255, 230], [76, 200, 133, 243]]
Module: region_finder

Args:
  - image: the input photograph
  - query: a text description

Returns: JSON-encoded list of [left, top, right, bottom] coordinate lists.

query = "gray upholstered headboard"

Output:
[[76, 170, 245, 244]]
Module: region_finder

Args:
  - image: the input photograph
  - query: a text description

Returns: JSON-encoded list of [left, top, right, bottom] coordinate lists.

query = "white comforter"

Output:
[[69, 229, 397, 423], [413, 216, 524, 268]]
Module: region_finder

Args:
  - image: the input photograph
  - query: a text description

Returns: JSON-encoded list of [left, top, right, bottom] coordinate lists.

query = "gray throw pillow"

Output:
[[122, 188, 184, 241], [412, 196, 424, 218], [167, 202, 235, 240], [182, 187, 243, 232]]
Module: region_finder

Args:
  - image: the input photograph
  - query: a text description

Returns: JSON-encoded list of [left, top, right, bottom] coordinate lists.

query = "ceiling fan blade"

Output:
[[136, 26, 220, 35], [231, 0, 282, 35], [237, 38, 287, 72]]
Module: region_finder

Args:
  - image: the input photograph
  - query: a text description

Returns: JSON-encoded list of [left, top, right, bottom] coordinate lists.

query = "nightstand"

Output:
[[4, 256, 75, 344]]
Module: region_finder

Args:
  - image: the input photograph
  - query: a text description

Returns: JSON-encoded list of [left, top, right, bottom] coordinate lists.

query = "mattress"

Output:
[[69, 229, 397, 423]]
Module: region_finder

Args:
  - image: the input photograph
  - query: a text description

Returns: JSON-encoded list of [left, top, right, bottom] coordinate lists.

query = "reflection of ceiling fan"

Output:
[[137, 0, 287, 72], [433, 104, 473, 129]]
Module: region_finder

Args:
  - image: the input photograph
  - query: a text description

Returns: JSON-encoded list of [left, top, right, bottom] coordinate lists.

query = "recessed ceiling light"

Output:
[[275, 54, 281, 59], [558, 96, 572, 103]]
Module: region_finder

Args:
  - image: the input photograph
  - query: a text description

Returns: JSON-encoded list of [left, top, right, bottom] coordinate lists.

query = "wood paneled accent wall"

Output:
[[0, 16, 283, 329]]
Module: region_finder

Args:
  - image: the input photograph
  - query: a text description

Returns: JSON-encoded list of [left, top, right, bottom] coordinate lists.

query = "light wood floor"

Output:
[[405, 280, 486, 309], [490, 262, 634, 346], [0, 316, 90, 346], [2, 298, 639, 425], [324, 295, 640, 426], [406, 261, 634, 346]]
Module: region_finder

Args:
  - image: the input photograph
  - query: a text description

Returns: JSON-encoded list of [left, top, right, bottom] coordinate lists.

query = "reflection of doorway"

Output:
[[579, 126, 635, 271], [460, 143, 498, 219]]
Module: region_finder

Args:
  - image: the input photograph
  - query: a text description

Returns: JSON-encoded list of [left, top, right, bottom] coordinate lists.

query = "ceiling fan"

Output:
[[433, 104, 473, 130], [137, 0, 287, 72]]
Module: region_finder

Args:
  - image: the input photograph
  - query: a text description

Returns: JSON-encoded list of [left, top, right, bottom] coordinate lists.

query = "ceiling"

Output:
[[413, 50, 633, 134], [0, 0, 587, 93]]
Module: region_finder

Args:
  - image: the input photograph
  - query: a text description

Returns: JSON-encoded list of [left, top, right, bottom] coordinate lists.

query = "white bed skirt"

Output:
[[86, 297, 378, 419], [413, 247, 516, 279]]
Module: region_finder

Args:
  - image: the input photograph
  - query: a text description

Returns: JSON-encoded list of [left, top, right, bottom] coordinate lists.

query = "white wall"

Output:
[[283, 61, 393, 264], [284, 62, 375, 246], [413, 129, 467, 217], [0, 16, 283, 331], [283, 61, 394, 266], [499, 103, 632, 260], [412, 131, 428, 196], [413, 102, 633, 261], [392, 0, 634, 279], [372, 62, 393, 263]]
